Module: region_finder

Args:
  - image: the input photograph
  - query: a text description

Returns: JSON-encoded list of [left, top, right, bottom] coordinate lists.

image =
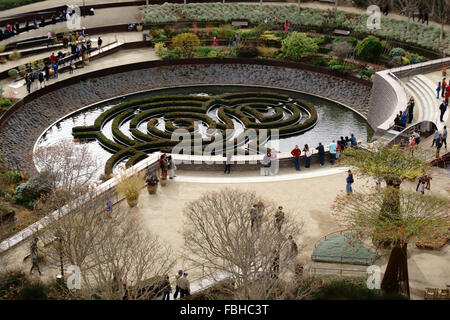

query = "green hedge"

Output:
[[74, 92, 318, 174], [0, 0, 44, 11]]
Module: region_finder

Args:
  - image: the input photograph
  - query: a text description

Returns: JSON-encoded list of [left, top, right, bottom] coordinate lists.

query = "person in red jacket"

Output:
[[291, 145, 302, 171], [49, 52, 57, 63], [445, 87, 450, 104], [442, 78, 447, 98]]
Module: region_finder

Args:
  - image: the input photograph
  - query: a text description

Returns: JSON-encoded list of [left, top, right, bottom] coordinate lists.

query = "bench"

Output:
[[231, 20, 249, 27], [333, 29, 350, 36]]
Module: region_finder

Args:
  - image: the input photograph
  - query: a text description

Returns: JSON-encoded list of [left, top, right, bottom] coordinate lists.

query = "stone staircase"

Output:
[[405, 75, 448, 129]]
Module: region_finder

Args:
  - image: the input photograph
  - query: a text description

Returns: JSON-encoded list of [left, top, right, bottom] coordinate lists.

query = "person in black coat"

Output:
[[316, 142, 325, 166]]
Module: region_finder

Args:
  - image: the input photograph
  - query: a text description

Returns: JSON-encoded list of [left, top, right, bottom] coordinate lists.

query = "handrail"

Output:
[[384, 120, 437, 149]]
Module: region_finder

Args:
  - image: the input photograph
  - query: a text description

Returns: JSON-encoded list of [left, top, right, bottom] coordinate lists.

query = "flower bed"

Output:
[[141, 3, 450, 55]]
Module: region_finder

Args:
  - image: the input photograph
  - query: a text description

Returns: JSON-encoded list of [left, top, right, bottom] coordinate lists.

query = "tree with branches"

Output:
[[182, 188, 312, 300], [36, 182, 174, 299], [332, 188, 448, 298], [336, 144, 448, 298], [394, 0, 420, 33]]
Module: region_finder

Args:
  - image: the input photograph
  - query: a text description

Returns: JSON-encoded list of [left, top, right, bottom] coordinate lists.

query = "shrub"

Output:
[[0, 44, 5, 53], [195, 46, 212, 57], [219, 24, 234, 37], [356, 36, 382, 62], [13, 172, 54, 209], [154, 42, 166, 56], [237, 46, 260, 58], [281, 32, 319, 61], [8, 69, 18, 78], [8, 51, 21, 61], [0, 99, 12, 107], [259, 47, 277, 58], [347, 37, 358, 48], [314, 56, 328, 67], [4, 170, 22, 184], [116, 171, 144, 201], [389, 47, 407, 58], [171, 33, 201, 58], [332, 41, 353, 60]]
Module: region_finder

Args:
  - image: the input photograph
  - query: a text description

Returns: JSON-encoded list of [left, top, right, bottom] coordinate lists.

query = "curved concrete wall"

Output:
[[0, 61, 372, 171], [367, 70, 408, 134]]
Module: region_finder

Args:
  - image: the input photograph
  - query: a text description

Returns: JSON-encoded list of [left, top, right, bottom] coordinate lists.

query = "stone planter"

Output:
[[147, 184, 158, 194], [126, 198, 138, 208]]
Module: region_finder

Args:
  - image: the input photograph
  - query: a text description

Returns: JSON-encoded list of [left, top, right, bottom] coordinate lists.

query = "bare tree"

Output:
[[38, 186, 175, 300], [32, 139, 101, 192], [332, 41, 353, 61], [394, 0, 420, 33], [182, 189, 308, 300], [432, 0, 450, 41]]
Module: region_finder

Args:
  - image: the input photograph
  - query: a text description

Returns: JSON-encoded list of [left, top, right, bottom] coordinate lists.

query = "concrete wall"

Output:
[[368, 57, 450, 135]]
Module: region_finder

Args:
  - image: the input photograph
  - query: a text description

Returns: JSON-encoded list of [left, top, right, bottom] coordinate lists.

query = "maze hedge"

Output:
[[72, 92, 318, 174]]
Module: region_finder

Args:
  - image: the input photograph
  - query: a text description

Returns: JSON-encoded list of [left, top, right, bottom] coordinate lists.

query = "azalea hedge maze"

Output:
[[72, 92, 317, 174]]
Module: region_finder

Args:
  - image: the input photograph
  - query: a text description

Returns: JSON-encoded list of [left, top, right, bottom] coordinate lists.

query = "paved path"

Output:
[[1, 1, 448, 44], [0, 32, 157, 99]]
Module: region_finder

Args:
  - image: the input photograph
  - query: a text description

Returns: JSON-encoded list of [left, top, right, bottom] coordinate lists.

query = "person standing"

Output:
[[161, 275, 171, 300], [97, 36, 103, 52], [416, 176, 426, 194], [442, 78, 447, 98], [316, 142, 325, 166], [400, 111, 407, 127], [445, 85, 450, 105], [431, 128, 439, 147], [224, 152, 232, 174], [25, 73, 32, 94], [178, 273, 190, 298], [303, 144, 312, 168], [38, 71, 45, 88], [274, 206, 284, 232], [262, 151, 271, 176], [29, 238, 41, 276], [168, 155, 176, 179], [329, 140, 337, 165], [346, 170, 354, 194], [442, 126, 447, 149], [423, 12, 428, 25], [270, 149, 279, 175], [350, 133, 358, 147], [435, 133, 443, 158], [173, 270, 183, 299], [160, 154, 168, 181], [43, 63, 50, 82], [440, 100, 447, 122], [437, 82, 442, 99], [69, 60, 74, 74], [407, 97, 414, 124], [290, 145, 301, 171], [52, 61, 58, 79]]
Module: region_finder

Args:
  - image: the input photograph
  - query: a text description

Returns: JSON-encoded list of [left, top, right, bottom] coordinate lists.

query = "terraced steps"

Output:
[[405, 75, 448, 129]]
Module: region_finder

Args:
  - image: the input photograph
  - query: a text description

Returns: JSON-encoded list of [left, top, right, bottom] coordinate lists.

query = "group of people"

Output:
[[290, 134, 358, 170], [161, 270, 190, 300], [158, 154, 177, 180], [394, 97, 415, 128], [0, 10, 70, 41], [23, 35, 101, 94], [431, 126, 448, 158]]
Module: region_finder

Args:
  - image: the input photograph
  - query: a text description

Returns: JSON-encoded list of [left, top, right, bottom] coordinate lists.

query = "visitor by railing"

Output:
[[384, 120, 437, 149]]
